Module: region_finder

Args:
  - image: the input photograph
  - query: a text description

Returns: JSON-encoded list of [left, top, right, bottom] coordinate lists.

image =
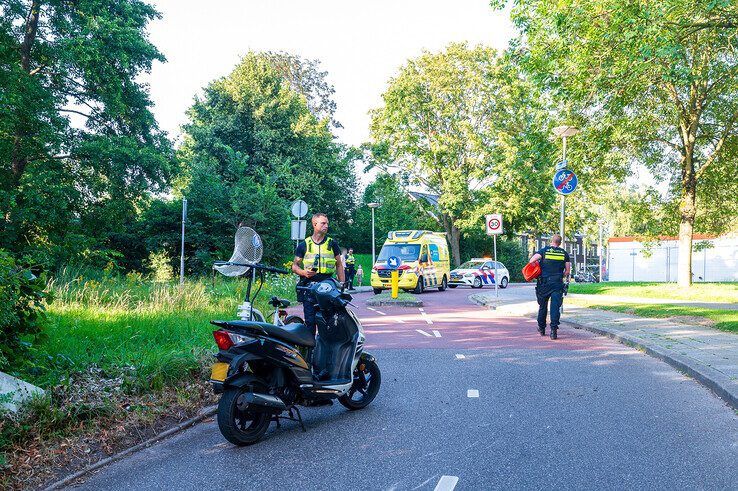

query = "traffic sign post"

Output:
[[387, 256, 402, 299], [552, 168, 578, 244], [485, 214, 502, 298], [291, 220, 306, 241], [290, 200, 308, 249]]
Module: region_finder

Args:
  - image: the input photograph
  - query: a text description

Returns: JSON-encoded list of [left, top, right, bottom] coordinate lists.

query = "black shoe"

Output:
[[538, 326, 546, 336], [550, 328, 558, 340]]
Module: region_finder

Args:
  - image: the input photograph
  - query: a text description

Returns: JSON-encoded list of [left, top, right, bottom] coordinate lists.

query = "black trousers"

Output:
[[346, 265, 356, 288], [536, 278, 564, 330], [302, 289, 318, 336]]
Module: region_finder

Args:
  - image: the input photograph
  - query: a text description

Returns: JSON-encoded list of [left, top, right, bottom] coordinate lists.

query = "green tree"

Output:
[[0, 0, 172, 268], [350, 174, 436, 253], [495, 0, 738, 286], [370, 43, 559, 266], [172, 52, 355, 270]]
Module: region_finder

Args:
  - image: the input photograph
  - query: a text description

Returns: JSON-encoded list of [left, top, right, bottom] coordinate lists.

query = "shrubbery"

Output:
[[0, 250, 48, 370]]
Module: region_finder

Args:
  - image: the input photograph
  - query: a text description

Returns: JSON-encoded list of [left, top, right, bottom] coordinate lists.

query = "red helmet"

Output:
[[522, 261, 541, 282]]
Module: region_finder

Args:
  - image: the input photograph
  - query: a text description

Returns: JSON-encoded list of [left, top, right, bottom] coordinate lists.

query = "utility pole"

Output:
[[180, 197, 187, 285]]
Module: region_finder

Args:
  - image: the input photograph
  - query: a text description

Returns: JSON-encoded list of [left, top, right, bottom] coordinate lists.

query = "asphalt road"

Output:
[[71, 286, 738, 490]]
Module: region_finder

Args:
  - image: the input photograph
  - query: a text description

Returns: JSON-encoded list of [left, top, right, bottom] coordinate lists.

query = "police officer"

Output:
[[345, 248, 356, 290], [291, 213, 345, 334], [528, 234, 571, 339]]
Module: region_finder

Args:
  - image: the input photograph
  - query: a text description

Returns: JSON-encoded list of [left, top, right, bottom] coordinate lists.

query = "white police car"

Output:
[[448, 258, 509, 289]]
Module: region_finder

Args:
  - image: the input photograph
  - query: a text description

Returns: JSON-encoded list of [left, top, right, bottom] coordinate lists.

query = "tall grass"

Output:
[[22, 271, 298, 389]]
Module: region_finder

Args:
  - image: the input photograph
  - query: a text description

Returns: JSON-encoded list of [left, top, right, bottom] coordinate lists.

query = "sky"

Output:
[[144, 0, 516, 150]]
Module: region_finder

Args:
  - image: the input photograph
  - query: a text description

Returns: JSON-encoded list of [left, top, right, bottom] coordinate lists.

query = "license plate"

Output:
[[210, 362, 229, 382]]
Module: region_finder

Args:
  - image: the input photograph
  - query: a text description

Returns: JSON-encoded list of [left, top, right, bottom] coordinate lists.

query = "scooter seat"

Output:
[[216, 320, 315, 347]]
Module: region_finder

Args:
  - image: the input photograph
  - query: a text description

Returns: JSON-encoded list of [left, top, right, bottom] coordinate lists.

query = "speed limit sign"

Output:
[[485, 214, 503, 235]]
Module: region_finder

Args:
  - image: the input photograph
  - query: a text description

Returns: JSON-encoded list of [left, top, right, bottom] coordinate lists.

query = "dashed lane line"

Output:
[[419, 308, 433, 325], [416, 329, 433, 337], [467, 389, 479, 398], [434, 476, 459, 491], [433, 330, 442, 338], [455, 354, 465, 360]]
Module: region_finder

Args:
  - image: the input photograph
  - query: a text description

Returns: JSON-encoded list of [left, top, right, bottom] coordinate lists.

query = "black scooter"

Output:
[[209, 263, 381, 446]]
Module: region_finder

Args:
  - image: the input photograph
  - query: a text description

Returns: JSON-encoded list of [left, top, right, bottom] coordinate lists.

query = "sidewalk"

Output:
[[470, 286, 738, 410], [568, 293, 738, 311]]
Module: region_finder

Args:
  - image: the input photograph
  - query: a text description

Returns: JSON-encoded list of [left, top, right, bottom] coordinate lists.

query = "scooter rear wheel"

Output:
[[339, 359, 381, 410], [217, 386, 271, 446]]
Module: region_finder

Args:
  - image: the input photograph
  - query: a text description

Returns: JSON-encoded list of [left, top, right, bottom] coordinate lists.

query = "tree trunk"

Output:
[[11, 0, 42, 184], [441, 213, 462, 267], [677, 179, 696, 287]]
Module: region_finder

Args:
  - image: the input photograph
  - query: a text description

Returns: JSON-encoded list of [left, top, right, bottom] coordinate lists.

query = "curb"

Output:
[[469, 294, 738, 411], [563, 318, 738, 411], [44, 405, 217, 490], [366, 299, 423, 307]]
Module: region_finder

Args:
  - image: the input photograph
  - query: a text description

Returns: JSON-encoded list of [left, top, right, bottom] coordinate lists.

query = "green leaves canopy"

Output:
[[175, 53, 356, 270], [495, 0, 738, 284], [370, 43, 558, 265], [0, 0, 173, 268]]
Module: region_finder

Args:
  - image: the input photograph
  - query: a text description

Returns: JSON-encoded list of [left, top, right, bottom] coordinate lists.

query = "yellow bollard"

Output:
[[391, 270, 399, 299]]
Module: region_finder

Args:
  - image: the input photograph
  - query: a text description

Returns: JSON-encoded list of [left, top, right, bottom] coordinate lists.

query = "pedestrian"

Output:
[[291, 213, 345, 335], [527, 234, 571, 339], [355, 264, 364, 288], [345, 248, 357, 290]]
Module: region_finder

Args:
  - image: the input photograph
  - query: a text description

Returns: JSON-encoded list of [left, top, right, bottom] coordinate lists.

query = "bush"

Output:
[[0, 250, 48, 370]]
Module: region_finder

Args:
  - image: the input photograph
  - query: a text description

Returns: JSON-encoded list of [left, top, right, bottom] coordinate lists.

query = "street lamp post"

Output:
[[367, 202, 380, 266], [552, 126, 580, 243], [180, 197, 187, 285]]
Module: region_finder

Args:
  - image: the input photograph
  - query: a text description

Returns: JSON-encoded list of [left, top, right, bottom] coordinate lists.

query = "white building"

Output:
[[607, 235, 738, 282]]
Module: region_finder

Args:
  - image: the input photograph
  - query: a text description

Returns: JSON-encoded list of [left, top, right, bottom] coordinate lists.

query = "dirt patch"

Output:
[[667, 315, 716, 328], [1, 365, 218, 490]]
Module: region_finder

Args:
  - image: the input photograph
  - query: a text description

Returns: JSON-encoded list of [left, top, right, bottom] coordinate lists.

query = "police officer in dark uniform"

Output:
[[291, 213, 345, 335], [345, 248, 357, 290], [528, 234, 571, 339]]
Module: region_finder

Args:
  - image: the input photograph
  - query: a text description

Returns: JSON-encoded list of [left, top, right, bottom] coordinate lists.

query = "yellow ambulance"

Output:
[[370, 230, 451, 294]]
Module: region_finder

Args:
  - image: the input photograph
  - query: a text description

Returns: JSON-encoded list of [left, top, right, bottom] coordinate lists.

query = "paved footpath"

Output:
[[63, 287, 738, 490], [474, 284, 738, 409], [567, 293, 738, 311]]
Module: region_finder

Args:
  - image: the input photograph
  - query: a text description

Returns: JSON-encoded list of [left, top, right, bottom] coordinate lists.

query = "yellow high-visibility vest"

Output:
[[303, 237, 336, 275], [346, 253, 356, 265]]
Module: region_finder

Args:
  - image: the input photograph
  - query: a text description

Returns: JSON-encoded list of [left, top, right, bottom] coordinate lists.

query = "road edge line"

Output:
[[43, 405, 217, 490]]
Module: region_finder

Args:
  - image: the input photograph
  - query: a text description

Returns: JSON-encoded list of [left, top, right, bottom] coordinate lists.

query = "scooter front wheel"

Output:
[[339, 359, 381, 410], [217, 386, 271, 446]]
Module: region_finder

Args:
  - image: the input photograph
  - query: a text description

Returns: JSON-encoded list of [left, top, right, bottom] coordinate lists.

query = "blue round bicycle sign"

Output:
[[553, 169, 578, 195]]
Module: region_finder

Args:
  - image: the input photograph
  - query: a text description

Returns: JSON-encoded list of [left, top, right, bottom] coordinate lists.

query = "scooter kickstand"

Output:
[[292, 406, 306, 432]]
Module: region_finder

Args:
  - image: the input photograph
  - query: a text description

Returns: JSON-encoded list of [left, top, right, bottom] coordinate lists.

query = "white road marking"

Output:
[[395, 318, 405, 324], [419, 308, 433, 325], [455, 354, 465, 360], [416, 329, 433, 337], [366, 307, 386, 316], [433, 330, 442, 338], [467, 389, 479, 398], [434, 476, 459, 491], [367, 307, 377, 312], [418, 308, 425, 312]]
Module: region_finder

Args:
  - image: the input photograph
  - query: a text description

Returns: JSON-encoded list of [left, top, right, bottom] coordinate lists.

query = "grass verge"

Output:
[[566, 297, 738, 334], [1, 272, 296, 489], [568, 281, 738, 303]]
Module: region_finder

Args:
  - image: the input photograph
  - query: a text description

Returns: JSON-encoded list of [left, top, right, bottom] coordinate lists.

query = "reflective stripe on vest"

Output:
[[304, 237, 336, 275], [346, 254, 356, 265]]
